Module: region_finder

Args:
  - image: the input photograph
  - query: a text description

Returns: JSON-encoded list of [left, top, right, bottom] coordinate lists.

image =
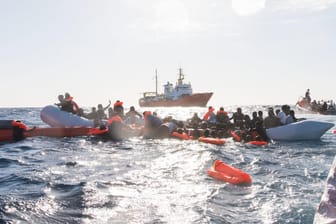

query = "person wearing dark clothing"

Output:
[[56, 94, 75, 114], [251, 111, 259, 129], [244, 114, 253, 129], [263, 107, 281, 129], [64, 92, 79, 114], [230, 107, 245, 129], [188, 113, 202, 128], [305, 89, 311, 104], [258, 110, 263, 122], [216, 107, 231, 131], [143, 111, 163, 138]]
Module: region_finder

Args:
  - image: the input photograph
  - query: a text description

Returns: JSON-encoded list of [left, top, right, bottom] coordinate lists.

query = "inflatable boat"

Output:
[[314, 156, 336, 224], [0, 120, 107, 142], [207, 159, 252, 185], [40, 105, 94, 127], [266, 120, 334, 141]]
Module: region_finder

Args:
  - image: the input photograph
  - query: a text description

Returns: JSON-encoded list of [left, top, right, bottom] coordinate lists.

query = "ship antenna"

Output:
[[155, 69, 158, 96]]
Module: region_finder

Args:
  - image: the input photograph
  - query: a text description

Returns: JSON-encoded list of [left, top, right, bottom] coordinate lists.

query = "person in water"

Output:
[[143, 111, 163, 138], [230, 107, 245, 129], [258, 110, 263, 122], [113, 100, 124, 117], [85, 107, 97, 120], [97, 100, 111, 120], [125, 106, 143, 125], [203, 106, 216, 127], [251, 111, 259, 129], [188, 112, 202, 128]]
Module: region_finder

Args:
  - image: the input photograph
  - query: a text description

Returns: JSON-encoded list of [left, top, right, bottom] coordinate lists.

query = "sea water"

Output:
[[0, 106, 335, 224]]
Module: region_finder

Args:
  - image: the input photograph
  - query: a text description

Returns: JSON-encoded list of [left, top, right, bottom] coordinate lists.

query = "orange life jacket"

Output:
[[107, 115, 123, 125]]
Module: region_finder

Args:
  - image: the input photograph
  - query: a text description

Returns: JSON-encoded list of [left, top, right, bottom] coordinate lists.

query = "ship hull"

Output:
[[139, 92, 213, 107]]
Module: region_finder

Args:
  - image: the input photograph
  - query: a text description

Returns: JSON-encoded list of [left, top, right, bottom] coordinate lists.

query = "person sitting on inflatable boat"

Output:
[[203, 106, 217, 127], [278, 105, 292, 125], [64, 92, 80, 114], [216, 107, 231, 131], [230, 107, 245, 129], [187, 112, 202, 128], [56, 94, 78, 115], [263, 107, 281, 129]]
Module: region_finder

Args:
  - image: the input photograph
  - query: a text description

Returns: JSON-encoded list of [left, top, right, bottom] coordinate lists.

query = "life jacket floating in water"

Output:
[[198, 137, 225, 145], [230, 130, 242, 142], [171, 131, 190, 140], [246, 140, 268, 146], [207, 159, 252, 185]]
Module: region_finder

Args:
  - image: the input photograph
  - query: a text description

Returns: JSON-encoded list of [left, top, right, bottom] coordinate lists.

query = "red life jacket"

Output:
[[107, 115, 123, 125]]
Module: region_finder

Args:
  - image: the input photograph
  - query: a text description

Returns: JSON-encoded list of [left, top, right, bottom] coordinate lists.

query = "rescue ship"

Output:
[[139, 68, 213, 107]]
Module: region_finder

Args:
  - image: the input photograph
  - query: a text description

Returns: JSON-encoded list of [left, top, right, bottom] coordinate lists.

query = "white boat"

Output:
[[314, 156, 336, 224], [40, 105, 94, 127], [266, 120, 334, 141]]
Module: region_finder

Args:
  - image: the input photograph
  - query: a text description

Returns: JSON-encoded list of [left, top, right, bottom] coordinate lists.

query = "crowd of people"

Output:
[[54, 92, 305, 142], [55, 92, 143, 127], [186, 105, 305, 142], [298, 89, 336, 115]]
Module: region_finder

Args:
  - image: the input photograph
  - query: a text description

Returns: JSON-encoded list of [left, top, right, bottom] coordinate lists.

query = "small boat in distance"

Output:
[[295, 89, 336, 115], [138, 68, 213, 107]]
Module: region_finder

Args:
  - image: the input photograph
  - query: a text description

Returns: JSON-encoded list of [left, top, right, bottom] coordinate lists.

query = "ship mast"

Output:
[[155, 69, 158, 96], [178, 67, 184, 85]]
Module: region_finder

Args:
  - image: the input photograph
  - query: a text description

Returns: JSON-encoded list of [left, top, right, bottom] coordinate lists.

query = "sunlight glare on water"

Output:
[[0, 106, 335, 223]]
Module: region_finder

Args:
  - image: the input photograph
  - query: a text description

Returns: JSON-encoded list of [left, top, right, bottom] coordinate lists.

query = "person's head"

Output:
[[290, 110, 295, 116], [91, 107, 96, 112], [252, 111, 257, 118], [237, 107, 242, 113], [281, 105, 288, 111], [282, 105, 290, 114], [268, 107, 275, 116], [258, 111, 263, 117], [58, 94, 64, 102], [97, 104, 103, 109], [65, 92, 70, 99], [220, 107, 224, 111], [130, 106, 135, 111]]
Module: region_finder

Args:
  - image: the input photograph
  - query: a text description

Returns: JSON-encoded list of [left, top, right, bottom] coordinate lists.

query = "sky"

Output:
[[1, 0, 336, 108]]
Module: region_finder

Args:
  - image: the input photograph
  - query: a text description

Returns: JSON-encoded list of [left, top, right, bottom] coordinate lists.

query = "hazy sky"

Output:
[[1, 0, 336, 108]]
